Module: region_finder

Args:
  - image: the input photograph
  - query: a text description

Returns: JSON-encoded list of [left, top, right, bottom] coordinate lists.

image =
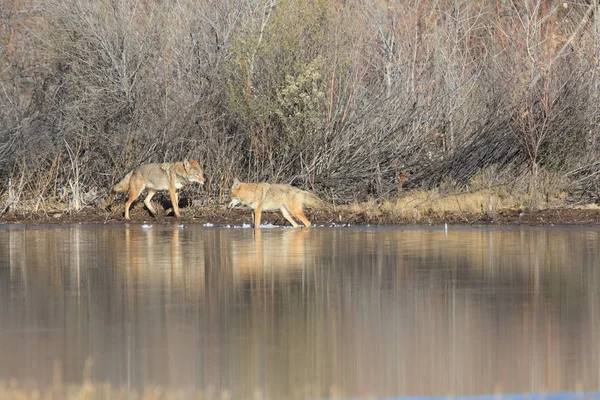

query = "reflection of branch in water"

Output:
[[120, 225, 205, 293], [2, 227, 600, 397]]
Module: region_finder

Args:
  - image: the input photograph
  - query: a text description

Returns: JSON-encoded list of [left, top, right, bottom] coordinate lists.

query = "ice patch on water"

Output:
[[202, 222, 353, 229], [233, 223, 252, 229], [260, 223, 281, 229], [231, 223, 281, 229], [320, 223, 351, 228]]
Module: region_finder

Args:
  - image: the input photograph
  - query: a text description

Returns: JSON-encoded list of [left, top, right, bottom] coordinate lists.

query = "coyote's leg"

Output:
[[291, 206, 312, 227], [168, 185, 181, 217], [280, 206, 300, 228], [124, 180, 145, 221], [254, 205, 263, 229], [143, 189, 158, 216]]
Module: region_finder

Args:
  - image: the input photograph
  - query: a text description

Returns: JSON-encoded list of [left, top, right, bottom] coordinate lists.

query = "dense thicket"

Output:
[[1, 0, 600, 210]]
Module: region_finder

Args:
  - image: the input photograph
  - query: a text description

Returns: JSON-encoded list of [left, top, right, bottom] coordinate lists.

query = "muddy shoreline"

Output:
[[2, 205, 600, 227]]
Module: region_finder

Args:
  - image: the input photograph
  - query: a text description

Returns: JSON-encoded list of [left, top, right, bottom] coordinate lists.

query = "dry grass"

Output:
[[0, 381, 340, 400], [340, 171, 578, 223], [0, 380, 236, 400], [342, 189, 516, 223]]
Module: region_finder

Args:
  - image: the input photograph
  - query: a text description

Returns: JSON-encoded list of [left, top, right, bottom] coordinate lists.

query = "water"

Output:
[[0, 224, 599, 399]]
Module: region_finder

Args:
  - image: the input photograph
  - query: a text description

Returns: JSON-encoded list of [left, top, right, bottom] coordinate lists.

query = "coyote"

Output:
[[108, 159, 205, 220], [228, 178, 325, 228]]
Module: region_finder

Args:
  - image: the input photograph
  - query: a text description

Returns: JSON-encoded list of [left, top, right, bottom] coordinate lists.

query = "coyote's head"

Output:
[[182, 159, 205, 185]]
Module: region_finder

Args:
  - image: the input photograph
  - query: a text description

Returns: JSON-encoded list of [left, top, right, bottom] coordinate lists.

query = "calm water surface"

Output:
[[0, 224, 599, 398]]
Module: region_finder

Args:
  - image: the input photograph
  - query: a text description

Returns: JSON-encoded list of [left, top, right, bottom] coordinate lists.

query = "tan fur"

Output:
[[228, 178, 326, 228], [108, 159, 205, 220]]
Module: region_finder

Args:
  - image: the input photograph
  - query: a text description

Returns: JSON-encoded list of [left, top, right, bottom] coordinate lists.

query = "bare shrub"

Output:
[[0, 0, 599, 211]]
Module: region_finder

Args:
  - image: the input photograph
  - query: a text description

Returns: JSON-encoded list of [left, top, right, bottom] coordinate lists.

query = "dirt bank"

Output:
[[2, 205, 600, 227]]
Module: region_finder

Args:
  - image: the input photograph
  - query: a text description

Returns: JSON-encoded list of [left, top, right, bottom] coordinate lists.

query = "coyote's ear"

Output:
[[232, 178, 240, 188], [183, 159, 190, 170]]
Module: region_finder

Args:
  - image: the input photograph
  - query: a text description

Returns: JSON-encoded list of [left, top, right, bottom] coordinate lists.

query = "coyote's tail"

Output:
[[105, 171, 133, 210], [301, 190, 328, 210], [111, 171, 133, 194]]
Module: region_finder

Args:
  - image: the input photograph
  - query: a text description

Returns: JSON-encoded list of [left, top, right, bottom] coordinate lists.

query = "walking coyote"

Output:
[[228, 178, 325, 228], [108, 159, 205, 220]]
